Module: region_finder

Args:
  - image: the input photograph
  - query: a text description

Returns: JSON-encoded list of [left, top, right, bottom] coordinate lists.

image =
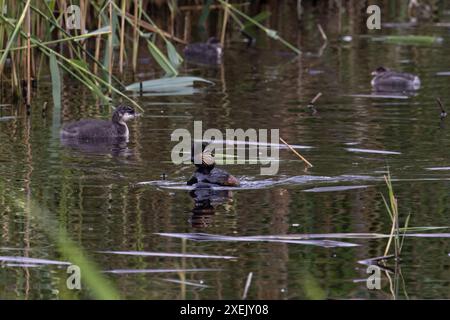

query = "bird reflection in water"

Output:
[[60, 136, 132, 157], [189, 183, 234, 228]]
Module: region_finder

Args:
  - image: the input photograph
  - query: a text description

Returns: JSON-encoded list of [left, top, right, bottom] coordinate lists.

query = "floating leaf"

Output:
[[5, 263, 40, 268], [104, 268, 222, 274], [125, 76, 213, 92], [345, 94, 409, 99], [436, 72, 450, 76], [139, 87, 200, 96], [162, 279, 209, 288], [303, 185, 370, 193], [425, 167, 450, 171], [0, 116, 16, 121], [156, 233, 359, 248], [98, 250, 236, 259], [373, 35, 443, 45], [0, 256, 70, 265], [345, 148, 401, 155]]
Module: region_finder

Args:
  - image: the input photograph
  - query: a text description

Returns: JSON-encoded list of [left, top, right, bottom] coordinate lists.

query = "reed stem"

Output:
[[220, 0, 230, 46], [132, 0, 139, 73], [119, 0, 126, 74], [108, 0, 113, 93], [26, 3, 31, 106]]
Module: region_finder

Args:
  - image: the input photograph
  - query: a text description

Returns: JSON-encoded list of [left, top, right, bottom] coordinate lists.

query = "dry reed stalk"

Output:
[[119, 0, 126, 74], [26, 4, 31, 106], [220, 0, 229, 46], [80, 0, 87, 61], [179, 3, 248, 11], [125, 12, 187, 44], [183, 11, 191, 42], [310, 92, 322, 105], [317, 24, 327, 42], [436, 98, 447, 119], [10, 54, 18, 92], [242, 272, 253, 300], [60, 0, 74, 59], [132, 0, 138, 72], [93, 14, 102, 75], [169, 1, 175, 35], [108, 0, 113, 92]]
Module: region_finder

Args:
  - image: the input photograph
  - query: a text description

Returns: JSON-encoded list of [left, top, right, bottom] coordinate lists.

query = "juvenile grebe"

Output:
[[60, 105, 137, 141], [371, 67, 421, 91], [184, 37, 223, 64]]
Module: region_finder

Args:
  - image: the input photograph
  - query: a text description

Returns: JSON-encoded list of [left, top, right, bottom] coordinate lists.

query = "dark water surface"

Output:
[[1, 2, 450, 299]]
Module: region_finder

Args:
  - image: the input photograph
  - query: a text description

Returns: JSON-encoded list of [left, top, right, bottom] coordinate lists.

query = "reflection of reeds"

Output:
[[0, 179, 120, 299]]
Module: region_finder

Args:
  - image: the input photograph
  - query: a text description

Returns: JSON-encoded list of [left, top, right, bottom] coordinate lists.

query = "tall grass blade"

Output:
[[166, 40, 183, 69], [147, 39, 178, 76], [49, 52, 61, 136]]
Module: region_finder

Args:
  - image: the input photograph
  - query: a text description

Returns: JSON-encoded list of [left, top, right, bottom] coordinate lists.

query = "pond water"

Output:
[[1, 2, 450, 299]]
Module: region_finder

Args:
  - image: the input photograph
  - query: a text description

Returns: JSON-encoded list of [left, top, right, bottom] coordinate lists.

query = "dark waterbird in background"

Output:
[[184, 37, 223, 65], [371, 66, 421, 92], [187, 142, 240, 187], [60, 105, 139, 141]]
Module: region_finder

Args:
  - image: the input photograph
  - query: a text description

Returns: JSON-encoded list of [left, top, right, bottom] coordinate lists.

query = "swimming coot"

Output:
[[60, 105, 137, 141], [371, 67, 421, 91], [184, 37, 223, 64], [187, 142, 240, 187]]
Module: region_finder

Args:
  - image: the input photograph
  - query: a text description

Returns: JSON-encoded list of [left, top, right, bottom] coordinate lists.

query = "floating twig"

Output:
[[42, 101, 47, 118], [179, 3, 249, 11], [310, 92, 322, 105], [317, 24, 328, 42], [242, 272, 253, 300], [280, 137, 313, 168], [436, 98, 447, 119], [307, 92, 322, 115]]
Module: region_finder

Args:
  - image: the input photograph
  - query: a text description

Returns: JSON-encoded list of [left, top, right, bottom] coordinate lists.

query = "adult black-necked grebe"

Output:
[[184, 37, 223, 64], [187, 142, 240, 187], [60, 105, 137, 141], [371, 67, 421, 91]]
